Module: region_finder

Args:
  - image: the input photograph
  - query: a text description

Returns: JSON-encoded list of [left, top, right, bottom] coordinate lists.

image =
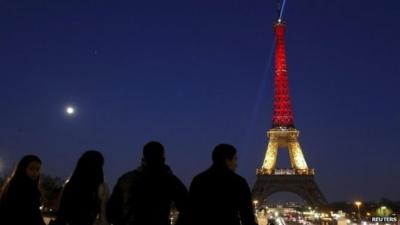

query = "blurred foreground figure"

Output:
[[54, 150, 108, 225], [188, 144, 258, 225], [0, 155, 46, 225]]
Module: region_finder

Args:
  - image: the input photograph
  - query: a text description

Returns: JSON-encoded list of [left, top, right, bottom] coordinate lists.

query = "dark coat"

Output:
[[106, 165, 188, 225], [0, 178, 45, 225], [188, 165, 258, 225], [56, 181, 101, 225]]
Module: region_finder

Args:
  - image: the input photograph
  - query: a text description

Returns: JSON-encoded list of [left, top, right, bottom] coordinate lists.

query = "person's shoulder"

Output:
[[221, 170, 247, 185], [166, 173, 186, 189], [161, 166, 183, 183], [117, 170, 140, 184], [191, 168, 213, 183], [196, 168, 211, 178], [232, 172, 247, 183], [231, 173, 250, 189]]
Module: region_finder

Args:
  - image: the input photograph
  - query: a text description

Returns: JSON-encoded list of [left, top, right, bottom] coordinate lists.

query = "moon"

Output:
[[66, 106, 75, 115]]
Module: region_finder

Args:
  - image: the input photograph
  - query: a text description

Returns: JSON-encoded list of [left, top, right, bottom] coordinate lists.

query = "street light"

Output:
[[354, 201, 362, 221], [253, 200, 259, 212]]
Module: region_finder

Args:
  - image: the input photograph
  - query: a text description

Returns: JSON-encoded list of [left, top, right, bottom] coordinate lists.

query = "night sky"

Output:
[[1, 0, 399, 202]]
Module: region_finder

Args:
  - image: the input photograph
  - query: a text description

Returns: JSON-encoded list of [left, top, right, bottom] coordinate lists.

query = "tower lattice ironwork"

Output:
[[252, 20, 327, 207], [272, 21, 295, 129]]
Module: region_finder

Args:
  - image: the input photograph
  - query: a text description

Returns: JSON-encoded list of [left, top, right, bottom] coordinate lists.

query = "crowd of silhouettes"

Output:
[[0, 141, 258, 225]]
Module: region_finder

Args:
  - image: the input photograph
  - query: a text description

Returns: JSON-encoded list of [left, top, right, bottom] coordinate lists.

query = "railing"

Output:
[[256, 168, 315, 175]]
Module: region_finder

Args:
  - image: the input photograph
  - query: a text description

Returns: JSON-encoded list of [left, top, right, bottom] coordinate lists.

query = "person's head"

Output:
[[69, 150, 104, 189], [0, 155, 42, 200], [142, 141, 165, 167], [14, 155, 42, 181], [212, 144, 238, 171]]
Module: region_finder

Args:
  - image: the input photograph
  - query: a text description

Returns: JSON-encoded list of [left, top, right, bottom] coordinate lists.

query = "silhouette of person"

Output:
[[188, 144, 258, 225], [106, 141, 188, 225], [55, 150, 107, 225], [0, 155, 46, 225]]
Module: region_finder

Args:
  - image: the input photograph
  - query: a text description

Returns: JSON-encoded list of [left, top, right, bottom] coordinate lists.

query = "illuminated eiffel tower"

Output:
[[252, 18, 327, 207]]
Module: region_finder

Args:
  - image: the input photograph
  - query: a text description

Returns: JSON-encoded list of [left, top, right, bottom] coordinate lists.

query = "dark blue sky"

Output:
[[0, 0, 399, 202]]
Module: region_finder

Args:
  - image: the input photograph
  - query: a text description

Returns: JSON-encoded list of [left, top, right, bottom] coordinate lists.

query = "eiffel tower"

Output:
[[252, 16, 328, 207]]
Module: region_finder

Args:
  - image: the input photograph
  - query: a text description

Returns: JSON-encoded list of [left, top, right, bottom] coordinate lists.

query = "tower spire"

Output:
[[271, 21, 295, 128]]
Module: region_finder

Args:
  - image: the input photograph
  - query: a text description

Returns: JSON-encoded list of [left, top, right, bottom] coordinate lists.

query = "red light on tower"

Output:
[[272, 21, 295, 128]]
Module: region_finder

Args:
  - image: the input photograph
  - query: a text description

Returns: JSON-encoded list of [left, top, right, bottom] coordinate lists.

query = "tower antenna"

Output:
[[277, 0, 287, 22]]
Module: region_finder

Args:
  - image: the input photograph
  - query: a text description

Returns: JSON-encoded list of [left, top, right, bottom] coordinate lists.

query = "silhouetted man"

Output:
[[106, 141, 188, 225], [188, 144, 258, 225]]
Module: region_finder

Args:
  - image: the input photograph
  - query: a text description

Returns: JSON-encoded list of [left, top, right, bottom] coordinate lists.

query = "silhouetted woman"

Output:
[[56, 150, 108, 225], [0, 155, 46, 225]]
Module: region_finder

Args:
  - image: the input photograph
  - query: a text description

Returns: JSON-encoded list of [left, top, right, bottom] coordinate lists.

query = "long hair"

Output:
[[0, 155, 42, 200], [57, 151, 104, 223], [67, 150, 104, 191]]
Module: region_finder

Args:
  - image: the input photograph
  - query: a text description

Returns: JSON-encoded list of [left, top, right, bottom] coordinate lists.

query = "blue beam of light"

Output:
[[240, 38, 276, 155], [278, 0, 287, 21]]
